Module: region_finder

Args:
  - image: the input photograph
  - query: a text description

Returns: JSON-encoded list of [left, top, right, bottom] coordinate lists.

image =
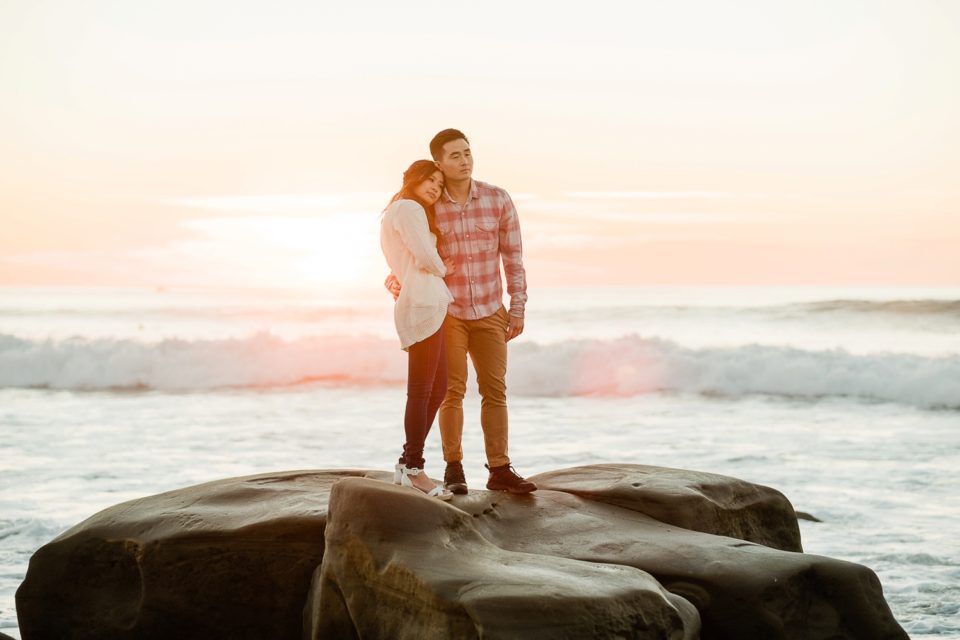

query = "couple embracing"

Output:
[[380, 128, 536, 500]]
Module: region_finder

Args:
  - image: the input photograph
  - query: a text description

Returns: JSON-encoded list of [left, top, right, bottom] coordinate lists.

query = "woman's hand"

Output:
[[443, 257, 457, 276], [384, 274, 401, 300]]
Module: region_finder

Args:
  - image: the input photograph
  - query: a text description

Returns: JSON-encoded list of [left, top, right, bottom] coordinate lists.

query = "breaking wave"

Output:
[[1, 333, 957, 410]]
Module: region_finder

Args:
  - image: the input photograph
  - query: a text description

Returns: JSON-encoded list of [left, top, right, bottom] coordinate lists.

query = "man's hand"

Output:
[[506, 314, 524, 342], [384, 274, 401, 301], [443, 257, 457, 276]]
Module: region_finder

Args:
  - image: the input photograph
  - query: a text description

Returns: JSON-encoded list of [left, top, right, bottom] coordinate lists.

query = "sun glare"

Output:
[[292, 216, 377, 285], [178, 215, 378, 290]]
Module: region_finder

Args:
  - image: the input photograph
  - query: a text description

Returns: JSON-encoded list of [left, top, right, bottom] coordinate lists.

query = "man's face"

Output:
[[436, 138, 473, 182]]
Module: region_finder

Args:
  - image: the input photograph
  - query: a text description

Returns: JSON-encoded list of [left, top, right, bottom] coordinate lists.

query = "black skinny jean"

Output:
[[400, 322, 447, 469]]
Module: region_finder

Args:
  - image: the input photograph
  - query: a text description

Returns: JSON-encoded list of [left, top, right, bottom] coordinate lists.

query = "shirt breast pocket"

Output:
[[474, 220, 498, 252]]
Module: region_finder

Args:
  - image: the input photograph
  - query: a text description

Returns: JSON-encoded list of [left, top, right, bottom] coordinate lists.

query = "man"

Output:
[[388, 128, 536, 495]]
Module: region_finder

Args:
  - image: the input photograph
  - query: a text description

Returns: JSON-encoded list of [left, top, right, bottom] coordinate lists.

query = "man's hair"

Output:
[[430, 129, 469, 161]]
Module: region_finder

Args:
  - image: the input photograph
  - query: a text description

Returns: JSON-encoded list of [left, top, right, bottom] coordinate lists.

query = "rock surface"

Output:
[[531, 464, 803, 551], [16, 469, 387, 640], [16, 464, 908, 639], [306, 478, 700, 640]]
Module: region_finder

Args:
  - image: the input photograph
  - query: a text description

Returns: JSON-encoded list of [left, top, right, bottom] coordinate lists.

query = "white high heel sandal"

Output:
[[399, 465, 453, 500]]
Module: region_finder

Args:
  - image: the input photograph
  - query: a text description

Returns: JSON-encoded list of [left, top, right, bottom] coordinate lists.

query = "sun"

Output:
[[255, 215, 378, 286], [290, 214, 382, 284], [173, 214, 379, 290]]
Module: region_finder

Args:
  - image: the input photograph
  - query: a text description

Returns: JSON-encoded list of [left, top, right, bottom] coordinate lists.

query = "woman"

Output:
[[380, 159, 455, 500]]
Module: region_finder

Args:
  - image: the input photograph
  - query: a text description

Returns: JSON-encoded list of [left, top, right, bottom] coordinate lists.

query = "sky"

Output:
[[1, 0, 958, 292]]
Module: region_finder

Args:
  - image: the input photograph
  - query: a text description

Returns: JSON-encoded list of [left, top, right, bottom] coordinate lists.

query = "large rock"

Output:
[[15, 469, 388, 640], [305, 477, 700, 640], [16, 464, 908, 640], [455, 484, 904, 639], [530, 464, 803, 552]]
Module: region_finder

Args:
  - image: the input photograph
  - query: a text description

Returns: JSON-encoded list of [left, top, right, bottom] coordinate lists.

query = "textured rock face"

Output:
[[15, 469, 388, 640], [530, 464, 804, 552], [447, 484, 900, 639], [17, 464, 909, 640], [305, 478, 700, 640]]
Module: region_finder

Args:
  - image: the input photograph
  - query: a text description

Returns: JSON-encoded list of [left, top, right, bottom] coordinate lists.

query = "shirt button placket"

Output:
[[464, 205, 478, 315]]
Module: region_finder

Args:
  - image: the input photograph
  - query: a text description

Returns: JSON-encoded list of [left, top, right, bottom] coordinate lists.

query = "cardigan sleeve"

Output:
[[392, 200, 446, 277]]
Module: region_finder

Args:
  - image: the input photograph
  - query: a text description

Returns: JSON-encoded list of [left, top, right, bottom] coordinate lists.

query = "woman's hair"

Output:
[[386, 159, 443, 239]]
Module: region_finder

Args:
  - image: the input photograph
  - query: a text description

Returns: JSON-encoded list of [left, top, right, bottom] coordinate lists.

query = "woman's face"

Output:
[[413, 170, 444, 206]]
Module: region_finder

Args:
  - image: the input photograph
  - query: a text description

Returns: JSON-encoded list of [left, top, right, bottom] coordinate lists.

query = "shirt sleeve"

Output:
[[393, 201, 446, 277], [498, 191, 528, 317]]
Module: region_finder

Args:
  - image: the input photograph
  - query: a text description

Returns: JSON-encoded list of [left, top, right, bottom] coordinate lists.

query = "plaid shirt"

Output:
[[435, 180, 527, 321]]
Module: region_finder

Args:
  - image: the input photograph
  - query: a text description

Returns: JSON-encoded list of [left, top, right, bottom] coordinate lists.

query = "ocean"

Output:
[[1, 285, 958, 638]]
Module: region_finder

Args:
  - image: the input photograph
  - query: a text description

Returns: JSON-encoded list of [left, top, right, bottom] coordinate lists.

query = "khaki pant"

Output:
[[438, 306, 510, 467]]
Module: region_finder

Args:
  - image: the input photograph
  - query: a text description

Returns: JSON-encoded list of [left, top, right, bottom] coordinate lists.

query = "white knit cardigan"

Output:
[[380, 199, 454, 350]]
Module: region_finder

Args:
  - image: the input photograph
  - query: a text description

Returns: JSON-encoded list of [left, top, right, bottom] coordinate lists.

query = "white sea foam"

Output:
[[0, 333, 405, 391], [509, 337, 960, 409], [2, 332, 957, 409]]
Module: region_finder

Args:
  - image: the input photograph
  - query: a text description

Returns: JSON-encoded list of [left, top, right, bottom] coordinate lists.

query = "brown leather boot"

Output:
[[444, 461, 469, 495], [485, 463, 537, 494]]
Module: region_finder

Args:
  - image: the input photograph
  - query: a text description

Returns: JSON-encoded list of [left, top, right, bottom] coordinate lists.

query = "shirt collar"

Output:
[[442, 179, 478, 204]]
